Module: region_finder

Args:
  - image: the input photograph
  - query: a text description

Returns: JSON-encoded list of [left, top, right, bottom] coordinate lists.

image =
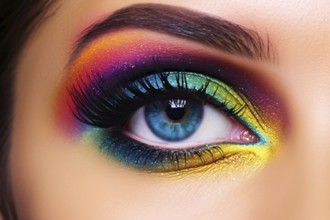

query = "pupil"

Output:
[[165, 99, 186, 121], [145, 98, 203, 141]]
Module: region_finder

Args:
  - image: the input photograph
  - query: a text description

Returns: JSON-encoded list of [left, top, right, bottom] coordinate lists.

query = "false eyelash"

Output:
[[100, 131, 227, 172], [68, 71, 245, 130]]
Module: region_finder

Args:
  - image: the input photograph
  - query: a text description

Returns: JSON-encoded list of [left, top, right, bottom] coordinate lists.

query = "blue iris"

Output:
[[144, 99, 204, 141]]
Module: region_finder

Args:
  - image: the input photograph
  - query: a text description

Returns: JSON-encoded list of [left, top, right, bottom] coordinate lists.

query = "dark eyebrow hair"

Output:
[[70, 3, 277, 64]]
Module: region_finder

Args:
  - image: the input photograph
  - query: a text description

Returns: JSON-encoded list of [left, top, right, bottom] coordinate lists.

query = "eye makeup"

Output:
[[56, 29, 287, 175]]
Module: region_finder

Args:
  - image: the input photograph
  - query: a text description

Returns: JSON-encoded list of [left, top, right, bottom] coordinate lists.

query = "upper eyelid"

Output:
[[68, 3, 278, 67]]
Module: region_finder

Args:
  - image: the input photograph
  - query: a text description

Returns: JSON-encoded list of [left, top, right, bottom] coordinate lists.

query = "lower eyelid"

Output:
[[87, 129, 271, 174]]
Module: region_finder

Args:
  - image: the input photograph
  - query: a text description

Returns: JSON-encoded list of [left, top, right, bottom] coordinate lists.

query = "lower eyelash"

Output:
[[101, 131, 224, 171], [95, 130, 258, 172]]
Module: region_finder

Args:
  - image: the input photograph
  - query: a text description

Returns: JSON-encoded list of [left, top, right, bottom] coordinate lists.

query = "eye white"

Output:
[[126, 104, 253, 149]]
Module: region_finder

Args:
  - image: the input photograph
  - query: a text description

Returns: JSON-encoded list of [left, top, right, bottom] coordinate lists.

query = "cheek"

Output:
[[10, 113, 249, 220], [10, 94, 150, 220], [8, 27, 146, 219], [9, 74, 142, 219]]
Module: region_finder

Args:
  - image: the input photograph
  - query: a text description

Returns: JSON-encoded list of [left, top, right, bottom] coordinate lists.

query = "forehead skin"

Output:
[[10, 0, 330, 220]]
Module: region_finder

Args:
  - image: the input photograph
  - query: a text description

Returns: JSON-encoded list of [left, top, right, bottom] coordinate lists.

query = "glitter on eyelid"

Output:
[[56, 29, 286, 175]]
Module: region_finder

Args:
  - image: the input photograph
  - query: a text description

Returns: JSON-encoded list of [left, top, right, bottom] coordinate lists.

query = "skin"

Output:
[[9, 0, 330, 219]]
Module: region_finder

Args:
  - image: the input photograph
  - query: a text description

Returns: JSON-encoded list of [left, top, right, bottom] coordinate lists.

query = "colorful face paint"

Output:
[[56, 29, 287, 174]]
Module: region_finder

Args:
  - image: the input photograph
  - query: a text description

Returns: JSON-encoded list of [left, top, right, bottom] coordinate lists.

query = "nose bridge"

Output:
[[294, 138, 330, 219], [290, 76, 330, 219]]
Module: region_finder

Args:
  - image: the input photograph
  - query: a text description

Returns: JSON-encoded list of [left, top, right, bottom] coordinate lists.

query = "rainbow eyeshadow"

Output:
[[56, 29, 287, 175]]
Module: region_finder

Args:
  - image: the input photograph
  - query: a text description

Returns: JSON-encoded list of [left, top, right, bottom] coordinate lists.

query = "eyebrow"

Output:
[[70, 4, 277, 64]]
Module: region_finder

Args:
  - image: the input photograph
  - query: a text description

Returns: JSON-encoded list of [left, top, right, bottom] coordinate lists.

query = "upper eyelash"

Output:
[[68, 71, 248, 130]]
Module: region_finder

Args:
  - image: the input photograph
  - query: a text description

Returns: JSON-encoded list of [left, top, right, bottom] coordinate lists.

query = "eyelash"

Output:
[[68, 67, 265, 172], [69, 71, 244, 129]]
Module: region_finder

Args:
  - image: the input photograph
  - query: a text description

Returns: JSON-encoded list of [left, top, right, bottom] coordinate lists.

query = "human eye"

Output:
[[56, 29, 287, 175]]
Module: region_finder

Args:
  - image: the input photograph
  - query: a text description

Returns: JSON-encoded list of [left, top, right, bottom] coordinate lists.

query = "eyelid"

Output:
[[56, 29, 287, 175], [65, 29, 259, 85], [60, 30, 286, 141]]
